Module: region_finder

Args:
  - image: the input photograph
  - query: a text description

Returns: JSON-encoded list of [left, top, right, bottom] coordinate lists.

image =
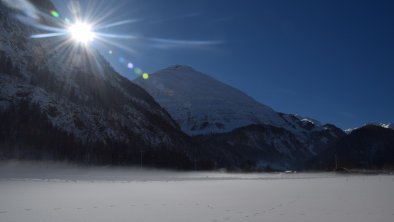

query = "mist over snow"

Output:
[[1, 161, 394, 222]]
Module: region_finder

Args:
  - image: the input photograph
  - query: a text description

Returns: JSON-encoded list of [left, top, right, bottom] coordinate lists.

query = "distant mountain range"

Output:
[[308, 125, 394, 170], [345, 123, 394, 134], [134, 65, 393, 170], [134, 65, 347, 168], [0, 0, 393, 171]]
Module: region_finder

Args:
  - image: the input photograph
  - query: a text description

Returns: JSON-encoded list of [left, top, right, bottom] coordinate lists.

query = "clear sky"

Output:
[[52, 0, 394, 129]]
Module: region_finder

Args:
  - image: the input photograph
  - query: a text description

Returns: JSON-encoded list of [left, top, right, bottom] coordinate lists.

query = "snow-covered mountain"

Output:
[[134, 65, 345, 159], [1, 0, 337, 169], [0, 0, 194, 167], [133, 65, 348, 169], [345, 122, 394, 134], [135, 65, 286, 135], [134, 65, 330, 135], [1, 0, 370, 170]]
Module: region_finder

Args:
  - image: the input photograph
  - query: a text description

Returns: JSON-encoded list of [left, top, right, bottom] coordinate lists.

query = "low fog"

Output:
[[0, 161, 393, 222]]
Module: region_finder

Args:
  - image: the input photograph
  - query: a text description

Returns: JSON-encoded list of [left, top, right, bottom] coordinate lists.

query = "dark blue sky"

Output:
[[52, 0, 394, 129]]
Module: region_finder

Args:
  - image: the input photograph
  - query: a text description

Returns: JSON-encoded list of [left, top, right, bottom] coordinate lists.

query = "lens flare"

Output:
[[134, 67, 142, 75], [21, 1, 220, 84], [142, 73, 149, 80], [118, 57, 125, 63], [50, 10, 59, 18], [68, 22, 96, 44], [127, 62, 134, 69]]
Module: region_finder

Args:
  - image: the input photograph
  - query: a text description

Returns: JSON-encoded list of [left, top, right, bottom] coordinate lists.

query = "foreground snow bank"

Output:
[[0, 162, 393, 222]]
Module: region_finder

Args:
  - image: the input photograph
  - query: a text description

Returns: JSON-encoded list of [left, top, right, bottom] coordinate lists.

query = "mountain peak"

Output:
[[134, 66, 282, 135], [345, 122, 394, 134], [134, 65, 344, 159], [164, 65, 196, 72], [134, 65, 338, 138]]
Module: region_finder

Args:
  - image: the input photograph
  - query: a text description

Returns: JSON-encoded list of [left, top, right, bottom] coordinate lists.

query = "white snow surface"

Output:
[[0, 162, 393, 222], [134, 65, 325, 136]]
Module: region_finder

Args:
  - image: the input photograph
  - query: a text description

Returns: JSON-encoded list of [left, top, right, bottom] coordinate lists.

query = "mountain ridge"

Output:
[[134, 64, 347, 168], [0, 0, 196, 168], [134, 65, 334, 137], [308, 125, 394, 170], [1, 0, 392, 170]]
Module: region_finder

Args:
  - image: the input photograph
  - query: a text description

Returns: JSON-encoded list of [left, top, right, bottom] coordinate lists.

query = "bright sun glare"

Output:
[[68, 22, 96, 44]]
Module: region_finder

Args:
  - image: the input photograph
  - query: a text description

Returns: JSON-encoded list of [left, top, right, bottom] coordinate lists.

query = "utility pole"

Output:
[[335, 154, 338, 169]]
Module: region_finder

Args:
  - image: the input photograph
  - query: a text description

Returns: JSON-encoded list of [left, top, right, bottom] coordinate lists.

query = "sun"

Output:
[[68, 22, 96, 44]]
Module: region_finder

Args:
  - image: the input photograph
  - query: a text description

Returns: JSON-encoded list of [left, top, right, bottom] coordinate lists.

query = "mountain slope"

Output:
[[0, 0, 194, 168], [134, 65, 345, 159], [308, 125, 394, 169], [0, 0, 351, 170], [194, 124, 306, 170], [135, 65, 285, 135], [346, 122, 394, 134]]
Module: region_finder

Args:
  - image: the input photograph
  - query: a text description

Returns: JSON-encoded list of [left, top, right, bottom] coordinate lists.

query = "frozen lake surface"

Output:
[[0, 162, 393, 222]]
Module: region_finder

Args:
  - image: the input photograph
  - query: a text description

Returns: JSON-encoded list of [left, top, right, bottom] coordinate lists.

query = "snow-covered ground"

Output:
[[0, 162, 393, 222]]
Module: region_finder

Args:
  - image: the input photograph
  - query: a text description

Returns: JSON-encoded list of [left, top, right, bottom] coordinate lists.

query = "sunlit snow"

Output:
[[0, 162, 393, 222]]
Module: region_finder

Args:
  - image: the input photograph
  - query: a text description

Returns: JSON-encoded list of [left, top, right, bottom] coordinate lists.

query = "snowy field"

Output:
[[0, 162, 393, 222]]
